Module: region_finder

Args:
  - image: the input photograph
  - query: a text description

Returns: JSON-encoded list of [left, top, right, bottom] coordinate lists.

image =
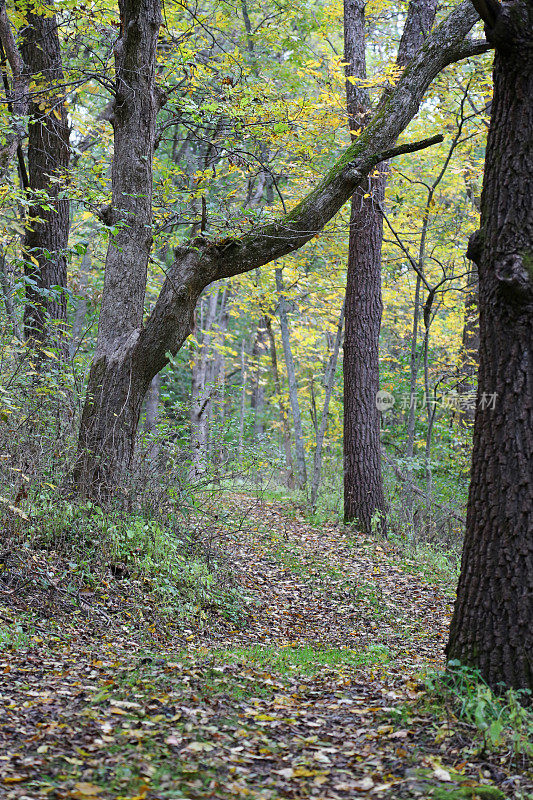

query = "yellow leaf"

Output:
[[73, 783, 102, 797]]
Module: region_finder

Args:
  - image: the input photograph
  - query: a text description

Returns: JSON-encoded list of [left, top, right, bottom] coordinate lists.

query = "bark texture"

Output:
[[75, 0, 162, 496], [0, 0, 28, 179], [75, 0, 486, 497], [19, 1, 70, 350], [446, 0, 533, 690], [343, 0, 438, 533]]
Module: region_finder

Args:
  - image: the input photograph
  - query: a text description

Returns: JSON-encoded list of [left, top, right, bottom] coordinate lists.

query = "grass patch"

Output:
[[424, 662, 533, 760], [209, 642, 391, 675]]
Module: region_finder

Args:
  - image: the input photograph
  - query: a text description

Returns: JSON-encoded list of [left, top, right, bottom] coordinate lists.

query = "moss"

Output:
[[433, 787, 506, 800], [520, 248, 533, 281]]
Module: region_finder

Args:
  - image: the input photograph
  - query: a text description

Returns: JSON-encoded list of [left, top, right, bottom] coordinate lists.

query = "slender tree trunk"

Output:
[[311, 300, 345, 510], [0, 244, 22, 339], [0, 1, 28, 180], [238, 339, 247, 460], [250, 318, 267, 437], [70, 245, 92, 355], [144, 373, 160, 434], [190, 289, 218, 478], [265, 314, 295, 489], [406, 273, 422, 460], [343, 0, 438, 533], [19, 1, 70, 352], [275, 268, 307, 489], [446, 0, 533, 691]]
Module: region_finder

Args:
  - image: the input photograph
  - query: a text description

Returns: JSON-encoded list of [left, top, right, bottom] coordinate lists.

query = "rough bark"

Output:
[[446, 0, 532, 691], [456, 263, 479, 425], [343, 0, 438, 533], [74, 0, 162, 497], [19, 1, 70, 352], [0, 0, 28, 180], [75, 0, 487, 497], [275, 268, 307, 489]]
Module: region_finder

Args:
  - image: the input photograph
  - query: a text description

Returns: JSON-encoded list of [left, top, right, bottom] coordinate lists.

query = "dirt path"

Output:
[[0, 496, 527, 800]]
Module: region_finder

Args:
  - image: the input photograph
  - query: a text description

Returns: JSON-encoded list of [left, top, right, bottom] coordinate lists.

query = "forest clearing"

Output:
[[0, 0, 531, 797]]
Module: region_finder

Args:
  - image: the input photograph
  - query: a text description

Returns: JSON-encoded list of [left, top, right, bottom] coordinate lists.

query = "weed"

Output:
[[425, 662, 533, 759]]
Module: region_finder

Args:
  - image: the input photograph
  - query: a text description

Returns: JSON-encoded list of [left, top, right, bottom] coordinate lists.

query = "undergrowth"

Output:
[[424, 662, 533, 761]]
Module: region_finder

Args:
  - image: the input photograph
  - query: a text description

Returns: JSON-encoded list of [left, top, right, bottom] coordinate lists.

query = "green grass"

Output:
[[424, 663, 533, 759], [209, 642, 391, 675], [0, 622, 31, 650]]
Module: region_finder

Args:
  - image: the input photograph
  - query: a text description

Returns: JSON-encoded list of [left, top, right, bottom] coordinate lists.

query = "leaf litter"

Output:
[[0, 494, 530, 800]]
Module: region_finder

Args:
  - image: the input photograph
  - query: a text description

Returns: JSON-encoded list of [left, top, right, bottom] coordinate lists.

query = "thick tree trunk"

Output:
[[20, 1, 70, 352], [343, 0, 438, 533], [74, 0, 162, 497], [343, 182, 388, 532], [456, 263, 479, 426], [74, 0, 486, 499], [446, 0, 532, 691]]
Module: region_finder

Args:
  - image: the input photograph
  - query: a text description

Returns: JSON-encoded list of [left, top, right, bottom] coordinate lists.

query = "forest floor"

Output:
[[0, 493, 531, 800]]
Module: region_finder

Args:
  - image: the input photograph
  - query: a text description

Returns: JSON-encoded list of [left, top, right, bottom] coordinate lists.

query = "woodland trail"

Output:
[[0, 495, 528, 800]]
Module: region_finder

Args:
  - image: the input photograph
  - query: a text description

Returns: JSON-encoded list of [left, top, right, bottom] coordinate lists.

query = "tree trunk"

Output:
[[70, 245, 92, 356], [190, 289, 219, 478], [19, 1, 70, 352], [343, 0, 438, 533], [250, 318, 267, 437], [265, 314, 295, 488], [238, 339, 247, 460], [275, 268, 307, 489], [311, 300, 345, 510], [0, 0, 28, 181], [446, 0, 533, 691], [74, 0, 162, 497], [343, 181, 388, 533], [456, 263, 479, 426], [74, 0, 485, 499]]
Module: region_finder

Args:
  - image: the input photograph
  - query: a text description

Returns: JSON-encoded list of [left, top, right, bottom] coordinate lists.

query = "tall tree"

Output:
[[275, 268, 307, 489], [74, 0, 487, 497], [19, 0, 70, 351], [343, 0, 438, 534], [446, 0, 532, 691]]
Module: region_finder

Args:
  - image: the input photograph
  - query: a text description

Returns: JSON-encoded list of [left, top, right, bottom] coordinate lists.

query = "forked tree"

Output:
[[73, 0, 486, 498], [446, 0, 532, 691]]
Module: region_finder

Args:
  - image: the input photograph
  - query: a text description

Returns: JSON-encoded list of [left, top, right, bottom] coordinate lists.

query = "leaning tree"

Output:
[[72, 0, 487, 499], [446, 0, 532, 691]]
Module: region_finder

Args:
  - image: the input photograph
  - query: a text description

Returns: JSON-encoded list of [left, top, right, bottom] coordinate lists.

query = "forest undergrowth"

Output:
[[1, 492, 531, 800]]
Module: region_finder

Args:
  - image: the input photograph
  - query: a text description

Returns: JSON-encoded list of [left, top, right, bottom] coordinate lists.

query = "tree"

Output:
[[18, 1, 70, 351], [74, 0, 487, 498], [343, 0, 438, 534], [446, 0, 532, 691]]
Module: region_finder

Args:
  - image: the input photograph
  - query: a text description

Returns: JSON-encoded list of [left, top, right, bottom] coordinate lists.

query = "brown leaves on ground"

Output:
[[0, 494, 530, 800]]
